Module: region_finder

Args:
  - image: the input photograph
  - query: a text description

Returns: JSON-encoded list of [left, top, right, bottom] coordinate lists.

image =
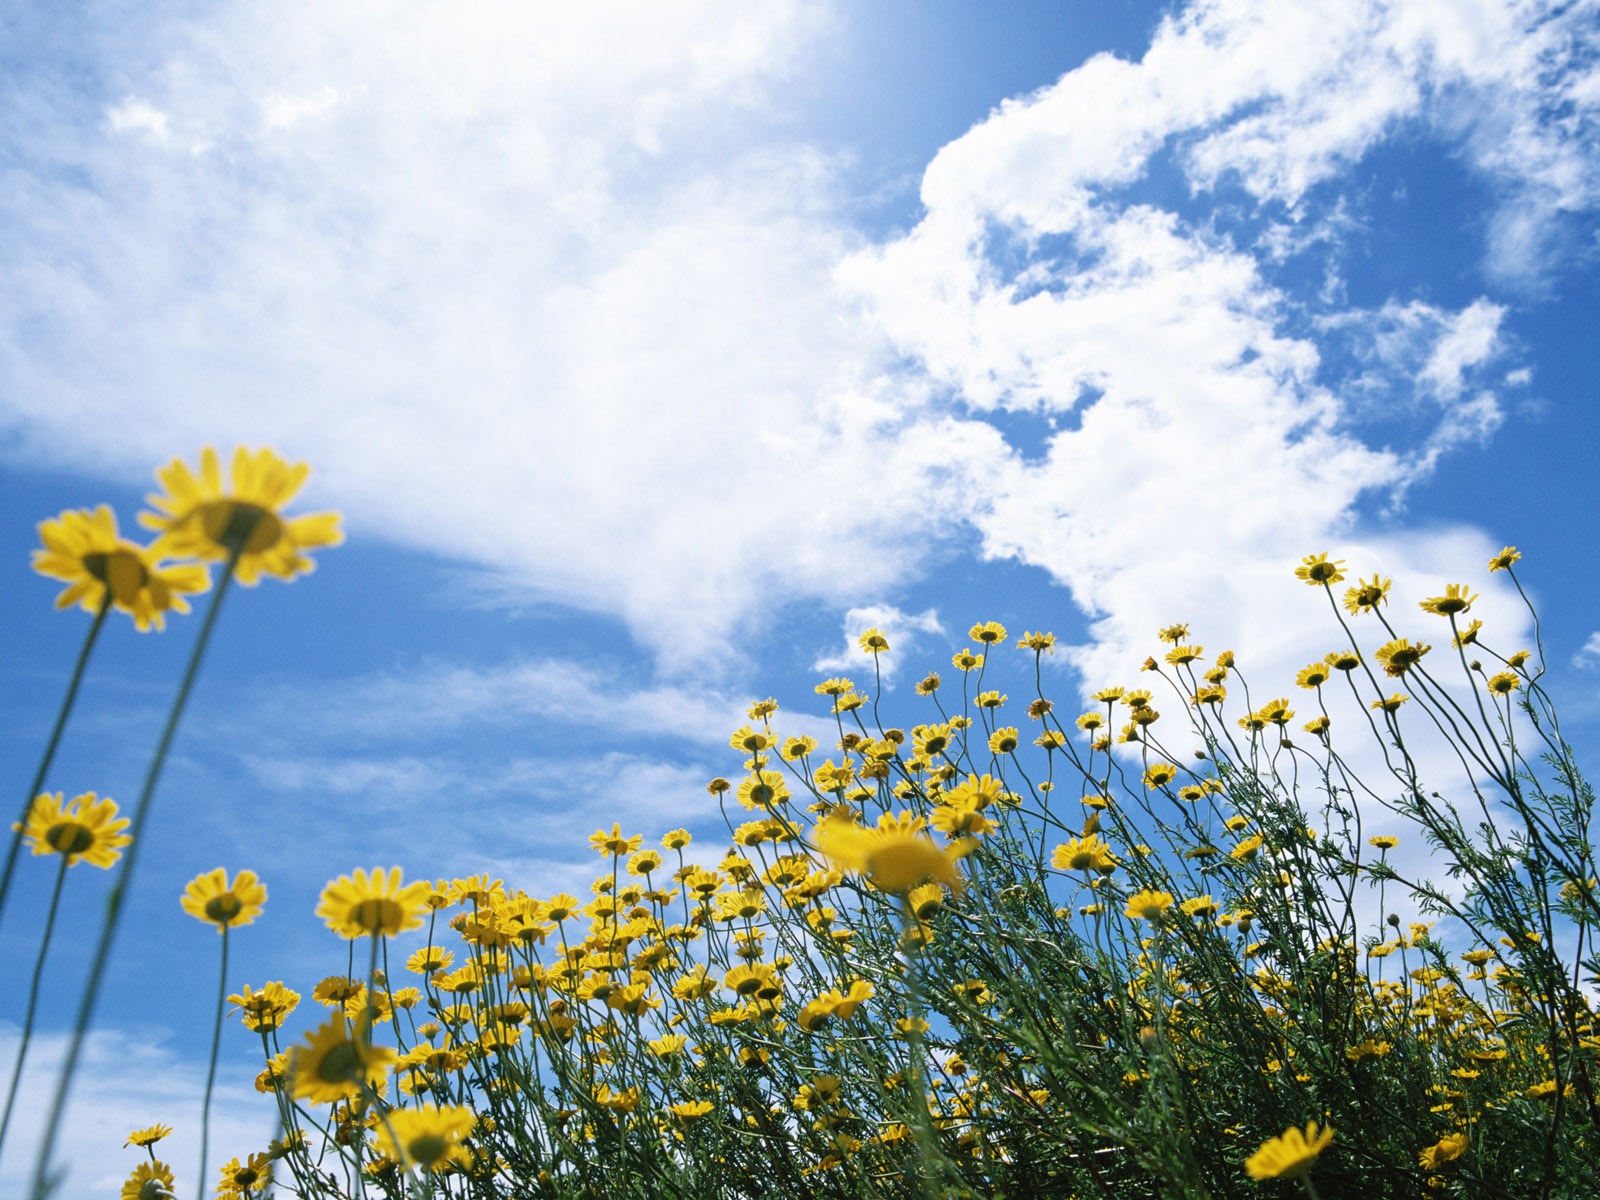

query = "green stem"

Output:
[[199, 925, 231, 1197], [30, 552, 239, 1199], [0, 598, 110, 929], [0, 857, 71, 1159]]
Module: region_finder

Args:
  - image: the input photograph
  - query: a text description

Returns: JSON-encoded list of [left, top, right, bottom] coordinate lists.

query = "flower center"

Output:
[[352, 897, 403, 934], [409, 1134, 450, 1167], [83, 549, 151, 605], [205, 894, 245, 923], [317, 1040, 362, 1084], [45, 821, 94, 856], [198, 501, 285, 555]]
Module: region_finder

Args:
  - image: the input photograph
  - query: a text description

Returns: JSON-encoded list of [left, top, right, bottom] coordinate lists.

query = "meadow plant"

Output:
[[2, 452, 1596, 1199]]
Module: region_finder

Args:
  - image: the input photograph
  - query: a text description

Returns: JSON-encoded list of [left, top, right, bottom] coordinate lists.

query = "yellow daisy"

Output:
[[180, 867, 267, 931], [316, 867, 429, 939], [287, 1014, 395, 1104], [228, 982, 301, 1033], [123, 1123, 173, 1148], [139, 447, 342, 585], [1245, 1120, 1333, 1180], [371, 1103, 477, 1172], [33, 505, 210, 631], [814, 812, 963, 894], [216, 1151, 271, 1197], [15, 791, 131, 868], [121, 1161, 176, 1200], [1123, 889, 1173, 922]]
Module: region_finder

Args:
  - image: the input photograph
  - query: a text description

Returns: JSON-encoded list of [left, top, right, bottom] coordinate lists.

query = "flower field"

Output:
[[4, 449, 1597, 1199]]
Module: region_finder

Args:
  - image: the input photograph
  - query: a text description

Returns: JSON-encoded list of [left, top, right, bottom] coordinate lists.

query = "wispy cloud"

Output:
[[1576, 632, 1600, 670], [0, 1026, 272, 1200]]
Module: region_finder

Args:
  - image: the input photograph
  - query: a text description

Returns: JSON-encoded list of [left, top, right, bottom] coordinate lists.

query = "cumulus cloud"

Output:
[[1, 0, 1595, 681], [837, 0, 1600, 698]]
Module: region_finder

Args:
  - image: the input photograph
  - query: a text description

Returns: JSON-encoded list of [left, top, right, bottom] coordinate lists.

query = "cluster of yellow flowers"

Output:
[[14, 462, 1593, 1198], [95, 554, 1594, 1196]]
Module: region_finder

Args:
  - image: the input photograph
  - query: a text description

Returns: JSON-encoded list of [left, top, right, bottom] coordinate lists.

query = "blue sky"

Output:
[[3, 0, 1599, 1193]]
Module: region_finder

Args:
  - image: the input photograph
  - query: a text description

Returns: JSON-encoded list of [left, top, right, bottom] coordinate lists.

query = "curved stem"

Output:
[[30, 553, 239, 1199], [0, 857, 71, 1160], [0, 599, 110, 929]]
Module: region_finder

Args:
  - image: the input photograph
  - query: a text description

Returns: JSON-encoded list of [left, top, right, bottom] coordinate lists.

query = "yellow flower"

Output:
[[1294, 554, 1346, 586], [287, 1014, 395, 1104], [1142, 762, 1178, 789], [1488, 546, 1520, 572], [140, 447, 342, 584], [180, 867, 266, 931], [216, 1151, 271, 1197], [1123, 889, 1172, 922], [124, 1123, 173, 1148], [33, 505, 210, 631], [858, 627, 890, 653], [1419, 583, 1477, 616], [1486, 671, 1520, 696], [1165, 643, 1203, 665], [1418, 1131, 1469, 1170], [1051, 834, 1117, 875], [669, 1099, 715, 1121], [1375, 638, 1430, 676], [228, 982, 301, 1033], [1231, 835, 1265, 862], [1341, 574, 1391, 615], [1344, 1038, 1392, 1062], [121, 1161, 176, 1200], [780, 735, 817, 761], [1295, 662, 1331, 689], [15, 791, 131, 868], [589, 822, 643, 856], [371, 1103, 477, 1172], [1368, 835, 1399, 850], [317, 867, 429, 939], [737, 774, 790, 811], [813, 813, 963, 895], [969, 620, 1007, 644], [1245, 1121, 1333, 1180]]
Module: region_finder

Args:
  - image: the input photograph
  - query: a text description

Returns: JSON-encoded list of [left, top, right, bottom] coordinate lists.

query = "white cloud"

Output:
[[1576, 632, 1600, 669], [0, 0, 962, 672], [104, 97, 174, 148], [0, 1026, 273, 1200], [836, 0, 1595, 703], [1, 0, 1594, 679], [228, 657, 779, 747], [260, 85, 340, 132]]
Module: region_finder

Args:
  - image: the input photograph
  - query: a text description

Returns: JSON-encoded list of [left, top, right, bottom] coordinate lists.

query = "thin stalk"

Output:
[[30, 549, 240, 1200], [0, 599, 110, 928], [198, 925, 231, 1197], [0, 857, 71, 1159]]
